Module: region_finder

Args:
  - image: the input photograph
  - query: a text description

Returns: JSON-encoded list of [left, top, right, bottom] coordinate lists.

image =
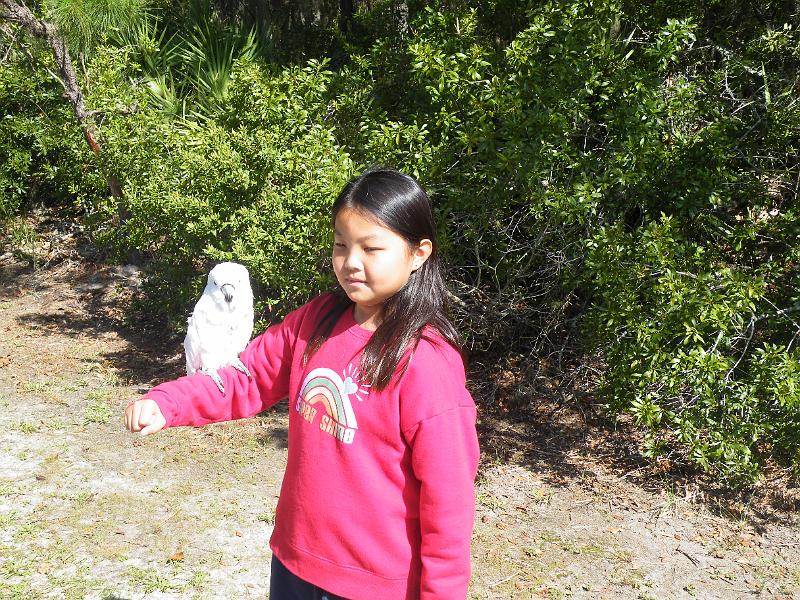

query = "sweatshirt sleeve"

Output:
[[400, 339, 480, 600], [146, 299, 314, 428]]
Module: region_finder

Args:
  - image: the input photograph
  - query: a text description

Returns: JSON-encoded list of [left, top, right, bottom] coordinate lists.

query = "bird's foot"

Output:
[[200, 368, 226, 395], [231, 357, 252, 380]]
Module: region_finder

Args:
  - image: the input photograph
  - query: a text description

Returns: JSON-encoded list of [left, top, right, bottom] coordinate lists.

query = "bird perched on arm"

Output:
[[184, 262, 254, 395]]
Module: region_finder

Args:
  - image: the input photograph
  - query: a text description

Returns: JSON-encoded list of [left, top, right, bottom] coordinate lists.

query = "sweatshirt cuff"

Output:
[[143, 390, 180, 428]]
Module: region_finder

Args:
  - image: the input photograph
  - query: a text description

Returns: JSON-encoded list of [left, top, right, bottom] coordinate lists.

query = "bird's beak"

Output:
[[221, 284, 235, 303]]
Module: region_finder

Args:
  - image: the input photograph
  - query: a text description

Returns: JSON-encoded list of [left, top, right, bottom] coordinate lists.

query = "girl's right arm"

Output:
[[124, 301, 312, 435]]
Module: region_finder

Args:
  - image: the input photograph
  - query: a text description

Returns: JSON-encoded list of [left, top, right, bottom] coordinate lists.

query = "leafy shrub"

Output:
[[8, 0, 800, 485], [0, 51, 89, 224], [584, 217, 791, 483], [92, 56, 351, 325], [331, 1, 800, 483]]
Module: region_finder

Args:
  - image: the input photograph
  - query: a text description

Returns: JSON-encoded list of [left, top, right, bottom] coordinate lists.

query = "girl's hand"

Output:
[[124, 399, 166, 436]]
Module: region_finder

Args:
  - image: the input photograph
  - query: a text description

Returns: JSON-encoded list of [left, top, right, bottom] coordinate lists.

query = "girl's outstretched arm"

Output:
[[128, 299, 317, 431]]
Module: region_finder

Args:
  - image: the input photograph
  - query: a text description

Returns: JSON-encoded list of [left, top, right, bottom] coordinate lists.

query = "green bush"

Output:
[[330, 1, 800, 483], [92, 55, 351, 325], [584, 217, 794, 483], [0, 51, 89, 224], [7, 0, 800, 486]]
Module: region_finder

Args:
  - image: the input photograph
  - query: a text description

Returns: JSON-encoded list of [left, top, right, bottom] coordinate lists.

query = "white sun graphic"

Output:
[[343, 362, 371, 402]]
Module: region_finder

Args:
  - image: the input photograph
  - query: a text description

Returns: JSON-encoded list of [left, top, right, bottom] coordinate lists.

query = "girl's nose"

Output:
[[342, 250, 362, 271]]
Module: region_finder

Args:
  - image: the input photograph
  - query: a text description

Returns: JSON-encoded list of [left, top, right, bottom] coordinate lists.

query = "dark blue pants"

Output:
[[269, 555, 348, 600]]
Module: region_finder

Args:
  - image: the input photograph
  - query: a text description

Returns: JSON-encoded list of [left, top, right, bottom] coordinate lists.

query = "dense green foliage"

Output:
[[3, 0, 800, 485], [90, 48, 350, 319], [0, 55, 88, 221]]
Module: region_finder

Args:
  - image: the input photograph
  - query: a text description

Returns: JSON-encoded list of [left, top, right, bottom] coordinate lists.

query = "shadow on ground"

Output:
[[255, 404, 290, 450], [10, 260, 183, 388], [474, 376, 800, 529]]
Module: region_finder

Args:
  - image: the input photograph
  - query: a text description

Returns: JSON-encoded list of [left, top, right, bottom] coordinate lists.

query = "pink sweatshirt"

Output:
[[146, 294, 480, 599]]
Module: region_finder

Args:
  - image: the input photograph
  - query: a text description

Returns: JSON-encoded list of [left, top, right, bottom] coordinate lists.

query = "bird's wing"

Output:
[[230, 307, 254, 354], [187, 298, 236, 370], [183, 313, 203, 374]]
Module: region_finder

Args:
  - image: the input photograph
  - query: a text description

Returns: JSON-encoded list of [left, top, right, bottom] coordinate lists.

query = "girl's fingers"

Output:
[[124, 408, 130, 431], [124, 399, 164, 436], [124, 403, 135, 431], [140, 411, 165, 436], [125, 400, 144, 432], [133, 403, 146, 432]]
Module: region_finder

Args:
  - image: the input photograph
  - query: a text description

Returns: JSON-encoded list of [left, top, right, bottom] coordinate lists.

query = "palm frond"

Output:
[[113, 15, 181, 77], [102, 0, 260, 119], [180, 19, 259, 111]]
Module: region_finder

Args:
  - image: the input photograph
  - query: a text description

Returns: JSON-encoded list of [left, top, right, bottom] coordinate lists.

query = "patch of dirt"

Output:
[[1, 214, 799, 599]]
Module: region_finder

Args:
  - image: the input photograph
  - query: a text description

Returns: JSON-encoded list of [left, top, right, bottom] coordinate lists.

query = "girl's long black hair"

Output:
[[306, 168, 462, 390]]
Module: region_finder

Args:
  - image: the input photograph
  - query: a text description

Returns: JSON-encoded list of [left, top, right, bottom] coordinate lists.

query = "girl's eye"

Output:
[[334, 242, 346, 248], [364, 247, 382, 253]]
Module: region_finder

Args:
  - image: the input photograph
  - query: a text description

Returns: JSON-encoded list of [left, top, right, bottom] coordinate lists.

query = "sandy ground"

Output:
[[1, 222, 799, 599]]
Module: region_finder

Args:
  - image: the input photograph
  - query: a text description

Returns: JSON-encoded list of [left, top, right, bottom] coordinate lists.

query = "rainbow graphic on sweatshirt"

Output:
[[295, 366, 369, 444]]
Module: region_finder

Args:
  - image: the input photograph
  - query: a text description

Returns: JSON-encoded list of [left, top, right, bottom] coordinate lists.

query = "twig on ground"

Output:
[[677, 547, 699, 566], [489, 570, 520, 588]]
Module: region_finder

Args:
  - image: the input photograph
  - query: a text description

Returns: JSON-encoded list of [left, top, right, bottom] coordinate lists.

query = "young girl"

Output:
[[125, 168, 480, 600]]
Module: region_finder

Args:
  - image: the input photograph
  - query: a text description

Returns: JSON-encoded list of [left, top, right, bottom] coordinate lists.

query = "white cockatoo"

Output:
[[184, 262, 254, 395]]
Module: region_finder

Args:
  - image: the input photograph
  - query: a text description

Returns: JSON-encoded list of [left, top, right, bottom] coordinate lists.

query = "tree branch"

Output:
[[0, 0, 89, 123]]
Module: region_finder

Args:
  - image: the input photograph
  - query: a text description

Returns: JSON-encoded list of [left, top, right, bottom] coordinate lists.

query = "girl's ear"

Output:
[[412, 239, 433, 271]]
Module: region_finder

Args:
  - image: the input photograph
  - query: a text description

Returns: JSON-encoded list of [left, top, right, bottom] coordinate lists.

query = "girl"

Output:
[[125, 168, 480, 600]]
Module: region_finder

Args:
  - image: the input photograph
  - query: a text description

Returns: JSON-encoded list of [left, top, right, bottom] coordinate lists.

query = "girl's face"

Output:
[[333, 207, 431, 330]]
